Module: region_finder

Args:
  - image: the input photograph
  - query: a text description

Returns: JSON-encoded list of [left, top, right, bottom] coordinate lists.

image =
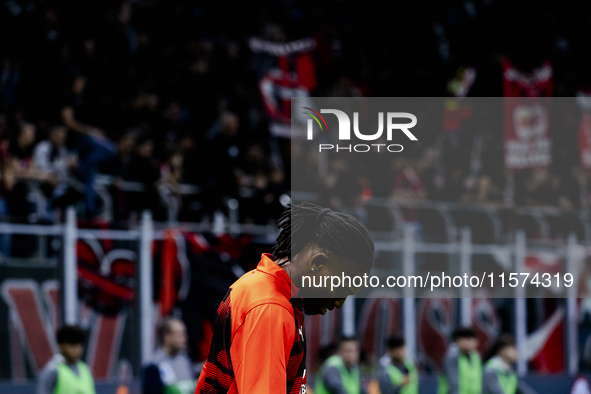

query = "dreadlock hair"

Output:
[[272, 202, 374, 272]]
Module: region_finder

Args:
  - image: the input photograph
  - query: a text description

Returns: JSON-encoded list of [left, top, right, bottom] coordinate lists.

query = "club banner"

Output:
[[418, 297, 455, 371], [502, 59, 553, 169], [0, 228, 261, 381], [357, 296, 402, 364], [0, 234, 138, 382], [502, 59, 553, 98], [527, 302, 565, 373], [249, 37, 317, 138], [503, 97, 552, 169]]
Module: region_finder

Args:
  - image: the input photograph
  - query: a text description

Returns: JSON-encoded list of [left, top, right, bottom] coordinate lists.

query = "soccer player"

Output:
[[378, 335, 418, 394], [36, 325, 96, 394], [315, 337, 364, 394], [483, 335, 536, 394], [195, 202, 375, 393], [438, 327, 482, 394], [143, 317, 196, 394]]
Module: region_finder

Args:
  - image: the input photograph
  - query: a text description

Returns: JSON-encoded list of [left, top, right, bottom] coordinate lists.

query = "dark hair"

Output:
[[387, 335, 405, 349], [452, 327, 478, 341], [272, 203, 374, 272], [135, 132, 153, 147], [337, 336, 359, 348], [56, 325, 85, 345], [49, 125, 66, 135], [488, 334, 516, 359]]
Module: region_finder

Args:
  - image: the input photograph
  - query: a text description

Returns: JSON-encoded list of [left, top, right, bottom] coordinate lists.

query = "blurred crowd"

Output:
[[294, 113, 582, 212], [0, 0, 590, 228]]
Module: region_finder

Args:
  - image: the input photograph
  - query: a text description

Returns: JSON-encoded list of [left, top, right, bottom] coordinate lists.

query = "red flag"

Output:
[[161, 230, 176, 316]]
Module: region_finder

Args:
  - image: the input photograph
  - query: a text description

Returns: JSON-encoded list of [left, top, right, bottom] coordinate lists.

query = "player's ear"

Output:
[[310, 252, 329, 273]]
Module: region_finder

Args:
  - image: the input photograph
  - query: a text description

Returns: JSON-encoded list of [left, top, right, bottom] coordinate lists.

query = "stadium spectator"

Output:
[[33, 126, 71, 185], [158, 101, 191, 161], [142, 317, 196, 394], [439, 327, 482, 394], [99, 131, 137, 181], [32, 126, 82, 217], [60, 74, 117, 216], [203, 111, 242, 213], [315, 337, 366, 394], [523, 169, 575, 210], [392, 158, 427, 200], [378, 335, 419, 394], [235, 143, 281, 223], [60, 75, 96, 136], [6, 122, 39, 219], [36, 325, 95, 394], [8, 122, 36, 175], [129, 133, 166, 220], [0, 0, 586, 226], [99, 131, 138, 220], [483, 335, 537, 394], [161, 150, 184, 186]]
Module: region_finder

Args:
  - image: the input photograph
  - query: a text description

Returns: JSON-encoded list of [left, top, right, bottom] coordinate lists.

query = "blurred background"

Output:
[[1, 0, 591, 392]]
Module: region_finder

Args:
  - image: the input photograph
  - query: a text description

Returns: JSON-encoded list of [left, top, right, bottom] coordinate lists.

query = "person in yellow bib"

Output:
[[378, 335, 418, 394], [483, 335, 537, 394], [315, 337, 366, 394], [438, 327, 482, 394], [36, 325, 96, 394]]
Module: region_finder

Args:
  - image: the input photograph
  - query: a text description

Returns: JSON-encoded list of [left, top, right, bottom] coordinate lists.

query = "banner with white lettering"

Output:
[[0, 234, 138, 381], [502, 59, 553, 169], [250, 37, 317, 138]]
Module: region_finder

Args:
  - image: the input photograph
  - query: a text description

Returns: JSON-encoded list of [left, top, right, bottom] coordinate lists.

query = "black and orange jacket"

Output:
[[195, 253, 307, 394]]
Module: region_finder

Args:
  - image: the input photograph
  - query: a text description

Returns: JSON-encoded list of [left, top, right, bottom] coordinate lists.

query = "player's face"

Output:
[[339, 340, 360, 366], [20, 124, 35, 145], [59, 343, 84, 363], [457, 337, 479, 352], [165, 320, 187, 353], [295, 249, 367, 315], [50, 127, 67, 146], [301, 261, 360, 315], [390, 346, 405, 362], [500, 345, 517, 364], [302, 297, 347, 315]]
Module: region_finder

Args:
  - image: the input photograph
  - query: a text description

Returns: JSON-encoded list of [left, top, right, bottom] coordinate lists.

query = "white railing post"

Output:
[[139, 210, 154, 365], [228, 199, 239, 236], [64, 207, 78, 325], [566, 232, 578, 375], [402, 224, 417, 361], [515, 229, 528, 376], [460, 227, 472, 326], [342, 297, 355, 338]]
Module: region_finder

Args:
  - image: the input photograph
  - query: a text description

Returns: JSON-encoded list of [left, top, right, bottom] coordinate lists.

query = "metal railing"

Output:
[[11, 175, 202, 224], [0, 198, 586, 376]]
